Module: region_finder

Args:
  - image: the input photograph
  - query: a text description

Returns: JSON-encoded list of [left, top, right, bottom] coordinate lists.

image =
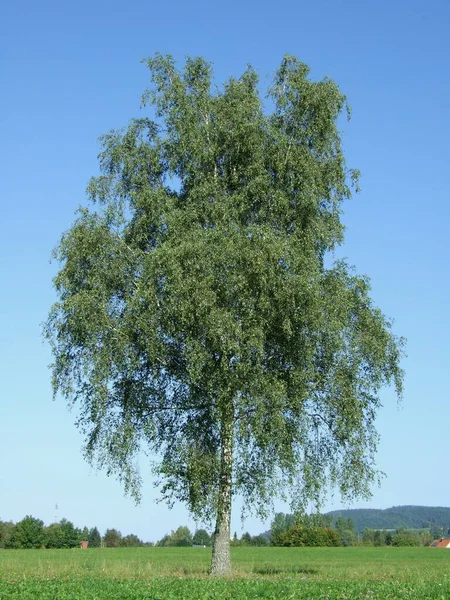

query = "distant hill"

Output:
[[326, 505, 450, 533]]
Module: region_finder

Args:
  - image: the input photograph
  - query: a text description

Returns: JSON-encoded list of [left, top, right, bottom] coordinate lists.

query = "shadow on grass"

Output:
[[253, 566, 318, 576]]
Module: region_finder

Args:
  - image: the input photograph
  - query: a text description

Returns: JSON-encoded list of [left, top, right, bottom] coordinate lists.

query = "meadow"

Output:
[[1, 546, 450, 599]]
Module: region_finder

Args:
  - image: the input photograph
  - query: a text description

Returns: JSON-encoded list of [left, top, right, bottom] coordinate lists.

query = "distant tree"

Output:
[[335, 517, 355, 546], [192, 529, 211, 546], [420, 530, 433, 547], [373, 529, 385, 546], [155, 533, 170, 547], [43, 519, 81, 549], [391, 529, 421, 547], [168, 526, 193, 547], [43, 523, 64, 548], [273, 524, 339, 547], [302, 513, 333, 528], [0, 520, 14, 549], [80, 526, 90, 541], [104, 528, 122, 547], [335, 517, 355, 533], [121, 533, 143, 547], [157, 526, 192, 547], [240, 532, 252, 546], [270, 513, 297, 543], [88, 526, 102, 548], [249, 534, 269, 546], [362, 528, 375, 545], [59, 518, 81, 548], [338, 528, 356, 547], [8, 516, 44, 549], [271, 512, 334, 543], [430, 524, 444, 539], [230, 531, 240, 547]]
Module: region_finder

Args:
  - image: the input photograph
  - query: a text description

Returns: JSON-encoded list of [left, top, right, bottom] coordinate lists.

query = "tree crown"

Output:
[[45, 54, 404, 523]]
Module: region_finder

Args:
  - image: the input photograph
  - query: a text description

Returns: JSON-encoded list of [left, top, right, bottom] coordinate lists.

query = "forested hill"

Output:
[[326, 506, 450, 532]]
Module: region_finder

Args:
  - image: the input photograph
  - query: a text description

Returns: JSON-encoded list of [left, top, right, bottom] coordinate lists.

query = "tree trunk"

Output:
[[210, 414, 233, 576]]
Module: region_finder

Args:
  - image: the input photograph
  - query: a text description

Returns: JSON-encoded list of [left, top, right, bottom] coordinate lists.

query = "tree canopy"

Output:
[[7, 516, 44, 549], [157, 525, 193, 547], [45, 54, 404, 574], [192, 528, 212, 546]]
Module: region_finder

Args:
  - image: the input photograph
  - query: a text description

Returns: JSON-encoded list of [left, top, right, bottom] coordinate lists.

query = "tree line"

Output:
[[269, 512, 438, 547], [1, 513, 438, 549], [155, 513, 437, 548], [361, 527, 434, 547], [156, 526, 211, 547], [0, 516, 148, 549]]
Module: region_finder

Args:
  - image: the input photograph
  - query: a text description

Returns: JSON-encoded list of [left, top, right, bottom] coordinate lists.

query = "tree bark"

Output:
[[210, 413, 233, 576]]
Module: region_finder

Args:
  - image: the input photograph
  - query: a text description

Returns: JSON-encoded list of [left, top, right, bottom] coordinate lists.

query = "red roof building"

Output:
[[430, 538, 450, 548]]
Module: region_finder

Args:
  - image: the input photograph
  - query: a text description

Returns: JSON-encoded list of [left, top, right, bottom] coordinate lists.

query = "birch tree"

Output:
[[45, 54, 404, 575]]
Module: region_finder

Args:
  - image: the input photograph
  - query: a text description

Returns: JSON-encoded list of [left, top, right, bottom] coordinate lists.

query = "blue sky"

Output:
[[1, 0, 449, 542]]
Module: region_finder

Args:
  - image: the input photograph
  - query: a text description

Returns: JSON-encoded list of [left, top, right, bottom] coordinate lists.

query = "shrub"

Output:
[[272, 525, 339, 547]]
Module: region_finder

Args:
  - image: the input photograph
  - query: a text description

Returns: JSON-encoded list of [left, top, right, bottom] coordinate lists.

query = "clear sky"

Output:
[[1, 0, 449, 543]]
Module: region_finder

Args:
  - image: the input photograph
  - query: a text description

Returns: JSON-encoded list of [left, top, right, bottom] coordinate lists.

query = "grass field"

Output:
[[1, 546, 450, 599]]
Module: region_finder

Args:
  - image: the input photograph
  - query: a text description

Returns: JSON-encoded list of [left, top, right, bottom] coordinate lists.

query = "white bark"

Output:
[[210, 415, 233, 575]]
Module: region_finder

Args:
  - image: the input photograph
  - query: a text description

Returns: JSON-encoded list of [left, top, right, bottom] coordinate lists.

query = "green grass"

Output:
[[1, 546, 450, 598]]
